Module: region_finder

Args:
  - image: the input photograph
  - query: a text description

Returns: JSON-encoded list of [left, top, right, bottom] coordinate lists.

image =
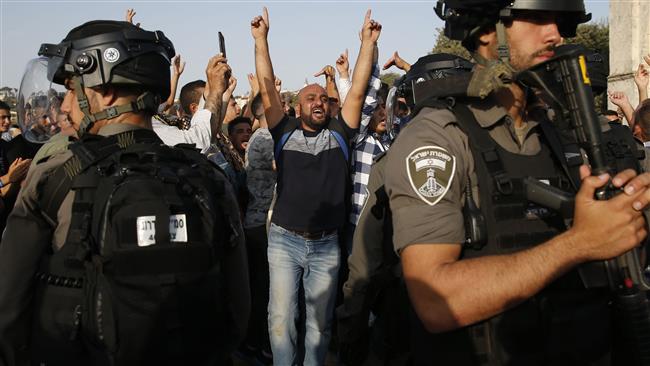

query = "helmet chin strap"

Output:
[[495, 20, 511, 65], [72, 75, 159, 136]]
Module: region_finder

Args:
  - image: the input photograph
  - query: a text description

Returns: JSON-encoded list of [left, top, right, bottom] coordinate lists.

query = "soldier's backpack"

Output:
[[31, 129, 240, 366]]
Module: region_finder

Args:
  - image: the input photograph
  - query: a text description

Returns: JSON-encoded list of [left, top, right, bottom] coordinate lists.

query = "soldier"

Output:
[[0, 20, 249, 365], [385, 1, 650, 365]]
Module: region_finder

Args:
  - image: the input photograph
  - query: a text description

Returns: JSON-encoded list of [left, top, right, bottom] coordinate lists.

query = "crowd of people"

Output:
[[2, 1, 650, 366]]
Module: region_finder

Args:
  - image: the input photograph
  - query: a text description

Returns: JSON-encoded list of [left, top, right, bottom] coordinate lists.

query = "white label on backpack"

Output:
[[137, 216, 157, 247], [169, 214, 187, 243]]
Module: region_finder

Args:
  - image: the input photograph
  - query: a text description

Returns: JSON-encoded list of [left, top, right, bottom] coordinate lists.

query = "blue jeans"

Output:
[[267, 223, 341, 366]]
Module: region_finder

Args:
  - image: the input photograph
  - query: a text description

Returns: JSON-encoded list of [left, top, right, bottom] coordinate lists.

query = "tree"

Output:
[[430, 28, 472, 60], [565, 22, 609, 56], [566, 22, 610, 111], [380, 72, 401, 87]]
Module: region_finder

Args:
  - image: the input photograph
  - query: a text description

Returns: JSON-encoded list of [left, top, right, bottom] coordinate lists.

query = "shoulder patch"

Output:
[[405, 146, 456, 206]]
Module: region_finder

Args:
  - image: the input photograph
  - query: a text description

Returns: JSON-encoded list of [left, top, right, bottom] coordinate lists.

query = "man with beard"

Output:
[[251, 7, 380, 366], [385, 1, 650, 365]]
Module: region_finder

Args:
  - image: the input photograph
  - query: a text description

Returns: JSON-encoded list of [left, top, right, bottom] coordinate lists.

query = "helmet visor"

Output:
[[17, 57, 68, 143]]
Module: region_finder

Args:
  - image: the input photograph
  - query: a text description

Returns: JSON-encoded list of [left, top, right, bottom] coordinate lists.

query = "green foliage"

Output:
[[430, 28, 472, 60], [565, 22, 609, 56], [380, 72, 401, 87]]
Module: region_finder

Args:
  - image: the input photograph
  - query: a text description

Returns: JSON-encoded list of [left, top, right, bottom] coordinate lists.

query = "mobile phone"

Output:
[[218, 32, 226, 58]]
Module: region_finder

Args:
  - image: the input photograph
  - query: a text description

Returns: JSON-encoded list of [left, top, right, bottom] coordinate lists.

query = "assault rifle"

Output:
[[517, 45, 650, 365]]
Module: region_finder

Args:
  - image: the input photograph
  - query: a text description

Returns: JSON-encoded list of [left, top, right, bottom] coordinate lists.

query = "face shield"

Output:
[[17, 57, 68, 143], [386, 81, 417, 141]]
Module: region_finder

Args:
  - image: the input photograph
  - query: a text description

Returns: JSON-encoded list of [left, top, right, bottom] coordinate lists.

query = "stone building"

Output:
[[609, 0, 650, 110]]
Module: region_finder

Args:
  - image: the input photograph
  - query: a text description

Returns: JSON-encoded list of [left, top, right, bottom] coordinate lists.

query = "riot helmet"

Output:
[[435, 0, 591, 62], [18, 20, 175, 142], [385, 53, 474, 139]]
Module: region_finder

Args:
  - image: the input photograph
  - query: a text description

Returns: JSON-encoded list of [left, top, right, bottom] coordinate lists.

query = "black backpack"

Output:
[[31, 129, 239, 366]]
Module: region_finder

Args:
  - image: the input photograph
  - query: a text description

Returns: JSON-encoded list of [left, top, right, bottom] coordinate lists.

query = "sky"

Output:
[[0, 0, 610, 95]]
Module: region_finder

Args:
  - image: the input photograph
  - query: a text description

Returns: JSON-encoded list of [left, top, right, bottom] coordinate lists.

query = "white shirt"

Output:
[[151, 109, 213, 153]]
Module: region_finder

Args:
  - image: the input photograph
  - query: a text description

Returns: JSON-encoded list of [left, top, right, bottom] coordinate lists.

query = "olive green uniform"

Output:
[[385, 97, 542, 253]]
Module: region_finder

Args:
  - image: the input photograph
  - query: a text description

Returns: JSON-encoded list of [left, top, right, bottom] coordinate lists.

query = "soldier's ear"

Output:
[[96, 85, 118, 107]]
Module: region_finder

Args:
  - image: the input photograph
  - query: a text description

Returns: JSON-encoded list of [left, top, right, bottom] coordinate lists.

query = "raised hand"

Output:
[[360, 9, 382, 43], [336, 49, 350, 77], [206, 55, 231, 96], [225, 76, 238, 99], [125, 8, 140, 28], [634, 63, 649, 90], [383, 51, 411, 72], [609, 91, 631, 108], [251, 7, 270, 40], [172, 55, 186, 76], [314, 65, 336, 79], [248, 73, 260, 95]]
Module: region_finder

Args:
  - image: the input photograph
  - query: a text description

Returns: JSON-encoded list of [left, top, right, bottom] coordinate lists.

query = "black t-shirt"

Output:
[[0, 135, 40, 233], [270, 115, 356, 232]]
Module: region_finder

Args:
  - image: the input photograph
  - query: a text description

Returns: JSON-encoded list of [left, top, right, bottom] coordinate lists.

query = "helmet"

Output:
[[397, 53, 474, 107], [385, 53, 474, 139], [435, 0, 592, 48], [19, 20, 175, 141]]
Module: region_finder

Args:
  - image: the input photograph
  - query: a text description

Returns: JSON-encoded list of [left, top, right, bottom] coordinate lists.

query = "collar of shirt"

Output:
[[98, 123, 145, 137]]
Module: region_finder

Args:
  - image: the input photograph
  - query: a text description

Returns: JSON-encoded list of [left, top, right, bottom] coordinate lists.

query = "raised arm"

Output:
[[341, 10, 382, 129], [609, 91, 635, 127], [251, 7, 284, 129], [161, 55, 185, 113], [635, 60, 649, 104], [336, 49, 352, 104], [314, 65, 341, 105], [383, 51, 411, 72], [219, 76, 238, 125], [125, 8, 141, 27], [203, 55, 231, 140]]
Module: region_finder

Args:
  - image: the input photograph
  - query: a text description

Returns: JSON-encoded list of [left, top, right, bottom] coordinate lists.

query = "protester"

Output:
[[251, 7, 381, 365], [228, 116, 253, 159]]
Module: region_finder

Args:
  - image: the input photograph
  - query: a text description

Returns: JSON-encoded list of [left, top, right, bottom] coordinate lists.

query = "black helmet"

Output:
[[29, 20, 175, 137], [396, 53, 474, 107], [435, 0, 591, 48], [385, 53, 474, 139], [39, 20, 175, 99]]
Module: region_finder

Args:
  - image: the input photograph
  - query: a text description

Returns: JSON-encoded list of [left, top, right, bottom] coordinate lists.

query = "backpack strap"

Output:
[[39, 129, 163, 227], [449, 102, 513, 196], [274, 130, 295, 161], [331, 130, 350, 162]]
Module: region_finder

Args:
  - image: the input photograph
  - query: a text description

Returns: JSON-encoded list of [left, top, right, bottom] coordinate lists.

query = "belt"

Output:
[[288, 229, 337, 240]]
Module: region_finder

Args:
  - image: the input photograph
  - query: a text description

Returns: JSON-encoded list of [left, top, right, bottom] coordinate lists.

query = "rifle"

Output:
[[516, 45, 650, 365]]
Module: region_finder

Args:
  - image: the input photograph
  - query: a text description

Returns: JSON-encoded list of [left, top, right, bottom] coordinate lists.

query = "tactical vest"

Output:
[[409, 99, 616, 366], [30, 129, 237, 366]]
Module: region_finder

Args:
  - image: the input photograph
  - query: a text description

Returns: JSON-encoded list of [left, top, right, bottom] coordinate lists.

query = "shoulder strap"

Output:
[[274, 130, 295, 160], [450, 102, 513, 195], [39, 129, 162, 226], [331, 130, 350, 162]]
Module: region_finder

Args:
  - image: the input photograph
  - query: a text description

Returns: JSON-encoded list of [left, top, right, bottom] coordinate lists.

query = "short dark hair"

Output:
[[179, 80, 206, 115], [636, 100, 650, 138], [0, 101, 10, 112], [227, 116, 252, 135], [603, 110, 619, 117]]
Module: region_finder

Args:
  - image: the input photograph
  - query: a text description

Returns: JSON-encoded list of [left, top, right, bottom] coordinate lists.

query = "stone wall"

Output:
[[608, 0, 650, 111]]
